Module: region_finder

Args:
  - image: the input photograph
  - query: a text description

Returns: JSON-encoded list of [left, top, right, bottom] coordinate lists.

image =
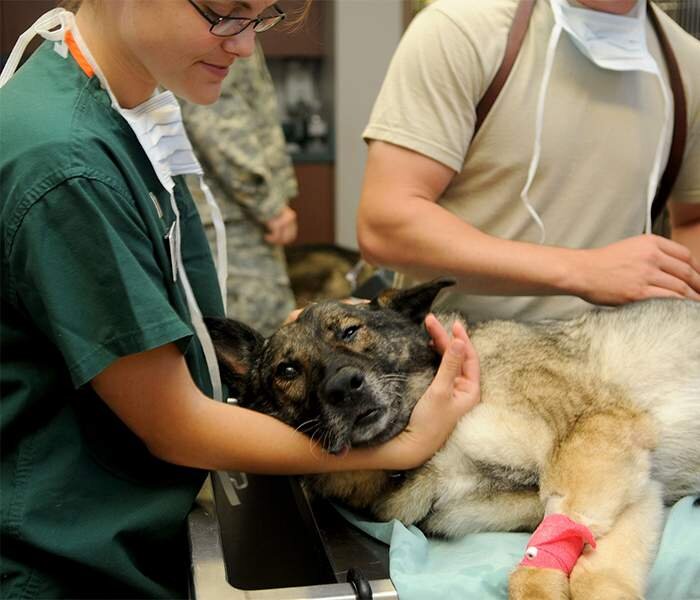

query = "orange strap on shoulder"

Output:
[[64, 30, 94, 78]]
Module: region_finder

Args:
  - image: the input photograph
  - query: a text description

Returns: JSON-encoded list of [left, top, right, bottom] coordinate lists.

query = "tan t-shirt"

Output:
[[364, 0, 700, 322]]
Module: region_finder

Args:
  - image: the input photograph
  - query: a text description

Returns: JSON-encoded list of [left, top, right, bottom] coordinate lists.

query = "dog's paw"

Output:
[[508, 566, 569, 600], [569, 568, 642, 600]]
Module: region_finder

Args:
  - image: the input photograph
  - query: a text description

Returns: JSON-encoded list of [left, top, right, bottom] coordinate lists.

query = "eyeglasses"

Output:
[[188, 1, 286, 37]]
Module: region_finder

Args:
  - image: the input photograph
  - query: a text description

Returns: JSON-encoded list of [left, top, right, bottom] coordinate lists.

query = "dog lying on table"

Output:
[[207, 279, 700, 600]]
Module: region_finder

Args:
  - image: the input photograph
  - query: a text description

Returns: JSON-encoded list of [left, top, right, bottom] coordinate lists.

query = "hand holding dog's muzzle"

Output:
[[386, 317, 481, 470]]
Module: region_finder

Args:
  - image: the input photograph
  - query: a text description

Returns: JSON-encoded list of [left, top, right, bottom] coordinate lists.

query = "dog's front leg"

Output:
[[509, 567, 570, 600], [568, 483, 663, 600], [509, 410, 659, 600], [509, 485, 663, 600]]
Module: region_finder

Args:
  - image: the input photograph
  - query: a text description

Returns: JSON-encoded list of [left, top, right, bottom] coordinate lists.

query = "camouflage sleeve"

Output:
[[244, 45, 299, 208], [182, 42, 298, 224]]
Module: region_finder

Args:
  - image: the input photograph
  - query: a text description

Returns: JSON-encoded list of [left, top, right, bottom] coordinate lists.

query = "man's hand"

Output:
[[383, 317, 480, 471], [573, 234, 700, 305], [264, 206, 297, 246]]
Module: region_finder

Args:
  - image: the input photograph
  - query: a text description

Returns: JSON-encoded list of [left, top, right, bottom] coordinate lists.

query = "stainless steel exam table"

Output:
[[188, 471, 399, 600]]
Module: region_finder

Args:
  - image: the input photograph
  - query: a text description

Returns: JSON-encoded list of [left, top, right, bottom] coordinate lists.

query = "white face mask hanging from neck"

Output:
[[0, 8, 228, 401], [520, 0, 672, 243]]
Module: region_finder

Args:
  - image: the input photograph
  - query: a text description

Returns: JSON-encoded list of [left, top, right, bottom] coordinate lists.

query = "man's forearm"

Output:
[[358, 194, 581, 297], [358, 139, 700, 305], [672, 219, 700, 262], [358, 193, 700, 305]]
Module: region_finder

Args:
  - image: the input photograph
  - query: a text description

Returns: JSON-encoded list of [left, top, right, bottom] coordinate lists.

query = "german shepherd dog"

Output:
[[207, 279, 700, 600]]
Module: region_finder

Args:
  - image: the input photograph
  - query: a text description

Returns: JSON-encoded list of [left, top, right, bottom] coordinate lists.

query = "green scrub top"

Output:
[[0, 41, 226, 598]]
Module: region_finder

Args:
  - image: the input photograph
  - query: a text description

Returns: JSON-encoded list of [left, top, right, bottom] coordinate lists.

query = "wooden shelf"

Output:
[[260, 3, 335, 245], [290, 163, 335, 246]]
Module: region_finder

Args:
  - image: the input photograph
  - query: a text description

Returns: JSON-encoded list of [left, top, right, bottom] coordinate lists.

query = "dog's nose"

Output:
[[323, 366, 365, 405]]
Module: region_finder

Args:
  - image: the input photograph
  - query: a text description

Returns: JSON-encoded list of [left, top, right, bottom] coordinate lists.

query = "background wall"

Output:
[[334, 0, 404, 249]]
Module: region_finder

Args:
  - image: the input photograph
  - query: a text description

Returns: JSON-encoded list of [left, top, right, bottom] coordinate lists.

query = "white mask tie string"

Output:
[[198, 176, 228, 308], [645, 72, 672, 234], [548, 0, 672, 234], [519, 23, 562, 245], [0, 8, 74, 88]]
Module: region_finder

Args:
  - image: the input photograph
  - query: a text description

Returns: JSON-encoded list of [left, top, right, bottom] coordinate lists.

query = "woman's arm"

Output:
[[91, 318, 479, 474]]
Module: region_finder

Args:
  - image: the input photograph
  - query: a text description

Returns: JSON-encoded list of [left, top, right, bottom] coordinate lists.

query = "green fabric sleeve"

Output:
[[6, 175, 193, 388]]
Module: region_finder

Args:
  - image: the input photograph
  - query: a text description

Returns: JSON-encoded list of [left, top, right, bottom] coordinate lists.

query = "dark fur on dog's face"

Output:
[[207, 279, 455, 454]]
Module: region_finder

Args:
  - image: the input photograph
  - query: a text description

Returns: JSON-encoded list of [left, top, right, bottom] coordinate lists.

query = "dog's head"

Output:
[[207, 278, 455, 454]]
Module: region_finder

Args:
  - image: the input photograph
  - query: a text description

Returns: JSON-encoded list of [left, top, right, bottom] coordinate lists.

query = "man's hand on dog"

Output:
[[384, 315, 480, 470], [571, 234, 700, 305]]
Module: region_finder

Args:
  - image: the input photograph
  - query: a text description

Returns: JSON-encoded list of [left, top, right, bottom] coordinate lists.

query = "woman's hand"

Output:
[[284, 299, 368, 326], [284, 308, 304, 324], [264, 206, 298, 246], [379, 315, 480, 470]]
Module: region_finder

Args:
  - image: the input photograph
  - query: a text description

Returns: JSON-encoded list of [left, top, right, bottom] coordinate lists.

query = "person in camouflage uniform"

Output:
[[181, 40, 298, 336]]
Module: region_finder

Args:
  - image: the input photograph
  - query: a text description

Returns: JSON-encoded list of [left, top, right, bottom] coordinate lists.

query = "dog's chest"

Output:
[[426, 443, 540, 506], [421, 404, 551, 508]]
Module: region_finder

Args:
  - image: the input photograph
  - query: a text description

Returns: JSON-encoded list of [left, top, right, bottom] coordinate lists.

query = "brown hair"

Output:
[[57, 1, 312, 25], [280, 0, 313, 32], [58, 0, 83, 12]]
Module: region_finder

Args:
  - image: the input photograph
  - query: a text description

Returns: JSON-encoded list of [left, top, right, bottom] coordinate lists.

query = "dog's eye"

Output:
[[340, 325, 361, 341], [275, 362, 300, 380]]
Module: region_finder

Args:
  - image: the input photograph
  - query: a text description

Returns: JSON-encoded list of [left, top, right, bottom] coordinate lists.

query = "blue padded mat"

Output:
[[338, 496, 699, 600]]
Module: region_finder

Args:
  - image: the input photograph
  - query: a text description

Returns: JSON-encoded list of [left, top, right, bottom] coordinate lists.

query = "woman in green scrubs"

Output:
[[0, 1, 480, 597]]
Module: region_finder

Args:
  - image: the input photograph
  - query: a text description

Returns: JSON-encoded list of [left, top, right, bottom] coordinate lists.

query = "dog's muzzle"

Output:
[[319, 366, 388, 453], [322, 366, 366, 406]]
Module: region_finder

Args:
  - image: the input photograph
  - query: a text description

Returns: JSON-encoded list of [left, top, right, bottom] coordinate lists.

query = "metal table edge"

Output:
[[187, 473, 399, 600]]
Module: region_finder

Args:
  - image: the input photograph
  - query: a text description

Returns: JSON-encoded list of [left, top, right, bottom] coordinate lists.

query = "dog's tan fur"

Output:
[[209, 280, 700, 599]]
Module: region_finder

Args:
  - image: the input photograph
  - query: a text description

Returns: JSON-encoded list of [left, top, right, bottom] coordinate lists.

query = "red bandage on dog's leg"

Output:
[[518, 514, 597, 576]]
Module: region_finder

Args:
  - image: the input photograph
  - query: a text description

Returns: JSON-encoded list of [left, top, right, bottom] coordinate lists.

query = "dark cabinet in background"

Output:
[[260, 0, 336, 247], [1, 0, 55, 65], [290, 162, 335, 246]]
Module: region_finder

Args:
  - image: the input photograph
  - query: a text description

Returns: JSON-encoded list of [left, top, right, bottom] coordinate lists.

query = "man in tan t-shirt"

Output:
[[359, 0, 700, 322]]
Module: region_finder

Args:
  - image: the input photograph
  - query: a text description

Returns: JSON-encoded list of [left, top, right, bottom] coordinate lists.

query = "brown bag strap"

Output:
[[647, 0, 687, 223], [473, 0, 687, 225], [474, 0, 537, 136]]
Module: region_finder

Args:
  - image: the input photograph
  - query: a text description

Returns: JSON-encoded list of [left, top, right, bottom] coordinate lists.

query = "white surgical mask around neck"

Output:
[[520, 0, 671, 243]]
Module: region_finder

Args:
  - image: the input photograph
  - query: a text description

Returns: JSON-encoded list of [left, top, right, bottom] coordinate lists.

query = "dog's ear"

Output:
[[204, 317, 264, 397], [370, 277, 456, 323]]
